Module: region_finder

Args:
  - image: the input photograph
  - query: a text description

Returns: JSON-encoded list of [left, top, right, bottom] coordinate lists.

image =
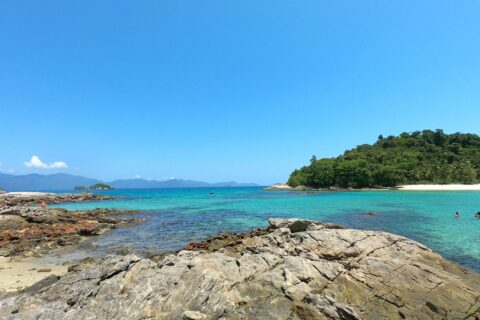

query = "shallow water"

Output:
[[51, 187, 480, 271]]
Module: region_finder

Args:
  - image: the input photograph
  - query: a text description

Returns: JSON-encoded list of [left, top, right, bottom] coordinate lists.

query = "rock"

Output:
[[0, 192, 116, 207], [114, 246, 133, 256], [0, 219, 479, 319], [264, 183, 295, 190], [268, 218, 344, 232], [36, 269, 52, 273], [183, 310, 207, 320], [0, 207, 141, 257], [0, 215, 28, 232]]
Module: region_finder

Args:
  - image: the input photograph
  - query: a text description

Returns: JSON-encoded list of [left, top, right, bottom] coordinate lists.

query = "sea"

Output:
[[50, 187, 480, 271]]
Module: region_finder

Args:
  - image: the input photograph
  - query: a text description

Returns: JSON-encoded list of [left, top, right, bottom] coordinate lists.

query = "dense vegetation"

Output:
[[288, 130, 480, 188]]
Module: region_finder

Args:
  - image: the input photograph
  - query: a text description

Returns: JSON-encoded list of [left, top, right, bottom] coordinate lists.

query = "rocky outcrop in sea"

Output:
[[0, 206, 140, 257], [1, 218, 478, 319]]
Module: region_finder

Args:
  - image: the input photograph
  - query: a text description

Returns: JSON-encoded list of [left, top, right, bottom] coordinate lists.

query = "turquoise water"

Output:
[[52, 187, 480, 271]]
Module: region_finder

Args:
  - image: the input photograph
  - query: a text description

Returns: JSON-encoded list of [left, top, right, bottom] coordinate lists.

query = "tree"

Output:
[[334, 159, 372, 188], [307, 159, 335, 188], [287, 130, 480, 188]]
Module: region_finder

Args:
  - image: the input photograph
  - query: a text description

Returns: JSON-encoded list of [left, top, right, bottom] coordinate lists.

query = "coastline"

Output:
[[0, 191, 116, 206], [1, 190, 479, 318], [1, 218, 479, 319], [0, 192, 140, 293], [265, 183, 480, 191], [264, 183, 395, 191], [0, 256, 68, 292], [398, 184, 480, 191]]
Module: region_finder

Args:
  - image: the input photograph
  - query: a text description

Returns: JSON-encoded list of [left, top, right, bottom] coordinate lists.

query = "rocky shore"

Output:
[[1, 218, 479, 319], [0, 192, 116, 206], [0, 206, 140, 257]]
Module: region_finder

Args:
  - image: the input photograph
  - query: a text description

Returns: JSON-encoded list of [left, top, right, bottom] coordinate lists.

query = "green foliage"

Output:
[[288, 130, 480, 188], [307, 158, 336, 188]]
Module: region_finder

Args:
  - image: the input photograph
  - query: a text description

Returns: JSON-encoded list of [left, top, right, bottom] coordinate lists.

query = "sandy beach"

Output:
[[398, 184, 480, 191], [0, 256, 68, 292]]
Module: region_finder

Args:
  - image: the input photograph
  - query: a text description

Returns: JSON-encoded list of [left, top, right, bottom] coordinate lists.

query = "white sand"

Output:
[[398, 184, 480, 191], [0, 257, 68, 292], [264, 183, 294, 190]]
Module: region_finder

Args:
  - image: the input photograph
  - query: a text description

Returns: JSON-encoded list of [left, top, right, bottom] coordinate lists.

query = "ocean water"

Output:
[[51, 187, 480, 271]]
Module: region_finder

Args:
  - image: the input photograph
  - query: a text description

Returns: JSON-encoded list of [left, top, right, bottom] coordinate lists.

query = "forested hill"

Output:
[[288, 130, 480, 188]]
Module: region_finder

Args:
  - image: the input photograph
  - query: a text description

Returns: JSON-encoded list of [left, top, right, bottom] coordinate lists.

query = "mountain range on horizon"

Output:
[[0, 173, 259, 191]]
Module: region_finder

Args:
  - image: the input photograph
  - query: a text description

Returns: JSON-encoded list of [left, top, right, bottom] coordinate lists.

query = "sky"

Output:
[[1, 1, 480, 185]]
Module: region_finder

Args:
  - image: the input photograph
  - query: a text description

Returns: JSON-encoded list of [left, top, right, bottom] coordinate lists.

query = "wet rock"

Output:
[[114, 246, 133, 256], [0, 219, 479, 319], [184, 228, 268, 253], [0, 207, 141, 257]]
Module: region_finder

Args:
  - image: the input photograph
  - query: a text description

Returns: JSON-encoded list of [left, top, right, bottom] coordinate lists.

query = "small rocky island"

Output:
[[74, 183, 113, 191], [1, 218, 478, 319]]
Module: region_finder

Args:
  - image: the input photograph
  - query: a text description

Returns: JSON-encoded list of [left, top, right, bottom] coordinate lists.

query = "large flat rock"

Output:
[[0, 219, 479, 319]]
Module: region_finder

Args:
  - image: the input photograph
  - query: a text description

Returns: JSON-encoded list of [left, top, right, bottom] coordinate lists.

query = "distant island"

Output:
[[0, 173, 259, 191], [75, 183, 113, 190], [288, 129, 480, 189]]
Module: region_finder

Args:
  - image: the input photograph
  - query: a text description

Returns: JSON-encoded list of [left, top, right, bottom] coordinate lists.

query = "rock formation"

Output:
[[0, 206, 140, 257], [0, 192, 116, 206], [1, 218, 479, 319]]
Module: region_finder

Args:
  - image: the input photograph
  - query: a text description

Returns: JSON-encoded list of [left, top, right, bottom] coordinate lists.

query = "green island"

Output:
[[74, 183, 113, 190], [288, 129, 480, 188]]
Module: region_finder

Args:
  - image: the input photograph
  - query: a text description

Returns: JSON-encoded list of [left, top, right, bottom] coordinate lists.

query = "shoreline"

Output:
[[398, 184, 480, 191], [0, 256, 68, 292], [265, 183, 480, 191], [1, 218, 479, 319], [0, 192, 140, 293], [0, 191, 116, 206]]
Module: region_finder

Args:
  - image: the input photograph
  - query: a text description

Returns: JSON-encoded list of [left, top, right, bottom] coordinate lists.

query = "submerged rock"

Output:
[[0, 219, 479, 319]]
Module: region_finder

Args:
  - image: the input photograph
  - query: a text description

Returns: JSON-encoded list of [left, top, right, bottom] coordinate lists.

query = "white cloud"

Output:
[[24, 155, 68, 169], [135, 174, 142, 178]]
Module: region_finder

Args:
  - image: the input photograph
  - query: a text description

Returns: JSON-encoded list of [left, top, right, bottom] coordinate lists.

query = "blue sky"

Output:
[[1, 1, 480, 185]]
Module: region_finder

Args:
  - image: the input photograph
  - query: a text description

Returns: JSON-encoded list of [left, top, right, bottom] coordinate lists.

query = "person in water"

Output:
[[475, 212, 480, 218], [455, 211, 460, 218]]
